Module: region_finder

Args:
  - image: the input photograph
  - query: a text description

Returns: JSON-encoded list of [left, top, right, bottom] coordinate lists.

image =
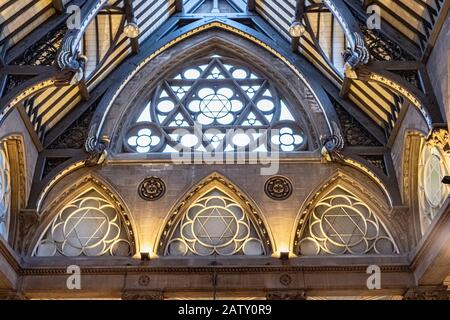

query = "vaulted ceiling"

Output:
[[0, 0, 448, 148]]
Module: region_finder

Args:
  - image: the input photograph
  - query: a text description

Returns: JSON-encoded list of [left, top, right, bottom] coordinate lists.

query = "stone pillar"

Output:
[[121, 290, 164, 300], [403, 285, 450, 300]]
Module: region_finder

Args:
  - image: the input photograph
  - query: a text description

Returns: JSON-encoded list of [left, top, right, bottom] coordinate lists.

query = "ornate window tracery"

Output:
[[34, 189, 133, 257], [418, 143, 449, 234], [165, 189, 266, 256], [124, 55, 307, 153], [0, 143, 11, 239], [297, 187, 399, 255]]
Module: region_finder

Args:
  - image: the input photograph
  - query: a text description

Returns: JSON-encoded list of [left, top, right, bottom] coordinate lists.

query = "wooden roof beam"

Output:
[[342, 0, 421, 60]]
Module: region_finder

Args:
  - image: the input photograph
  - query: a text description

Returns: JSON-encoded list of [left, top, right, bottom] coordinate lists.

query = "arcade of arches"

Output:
[[0, 0, 449, 300]]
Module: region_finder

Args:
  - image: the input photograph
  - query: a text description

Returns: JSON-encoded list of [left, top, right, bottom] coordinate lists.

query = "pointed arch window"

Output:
[[297, 187, 399, 255], [0, 143, 11, 239], [165, 188, 267, 256], [418, 143, 450, 234], [34, 189, 134, 257], [124, 54, 307, 154]]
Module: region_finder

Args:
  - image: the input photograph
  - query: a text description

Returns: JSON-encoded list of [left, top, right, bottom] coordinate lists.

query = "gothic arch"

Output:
[[29, 174, 138, 257], [0, 134, 27, 247], [88, 25, 340, 155], [156, 172, 274, 256], [292, 169, 403, 255]]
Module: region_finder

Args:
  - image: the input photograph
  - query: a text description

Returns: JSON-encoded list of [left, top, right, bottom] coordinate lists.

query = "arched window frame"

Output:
[[0, 141, 11, 240], [31, 176, 137, 257], [157, 173, 273, 256], [293, 171, 401, 256], [121, 52, 313, 155], [418, 141, 450, 234]]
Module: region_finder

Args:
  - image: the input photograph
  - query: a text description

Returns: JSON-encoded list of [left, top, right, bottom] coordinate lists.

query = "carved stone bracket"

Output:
[[121, 290, 164, 300], [322, 0, 369, 70], [56, 0, 109, 84], [16, 209, 39, 255], [403, 285, 450, 300], [266, 290, 307, 300], [427, 126, 449, 154]]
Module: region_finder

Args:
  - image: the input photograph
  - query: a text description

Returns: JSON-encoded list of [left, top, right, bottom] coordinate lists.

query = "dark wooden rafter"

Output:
[[0, 0, 108, 127], [291, 1, 370, 98], [343, 147, 402, 205], [342, 0, 421, 60], [175, 0, 184, 12], [247, 0, 256, 11], [124, 0, 139, 54], [421, 0, 450, 62], [356, 61, 444, 127], [52, 0, 65, 13]]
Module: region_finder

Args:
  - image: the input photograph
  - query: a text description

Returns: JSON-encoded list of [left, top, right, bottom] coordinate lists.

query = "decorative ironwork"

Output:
[[264, 176, 293, 200], [333, 100, 381, 146], [0, 144, 11, 238], [360, 155, 387, 175], [125, 55, 307, 153], [165, 189, 266, 256], [34, 189, 133, 257], [138, 177, 166, 201], [297, 187, 399, 255], [48, 105, 96, 149], [42, 157, 71, 179], [12, 25, 67, 66]]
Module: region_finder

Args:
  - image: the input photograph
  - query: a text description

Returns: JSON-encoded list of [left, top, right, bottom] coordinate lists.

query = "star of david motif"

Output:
[[200, 94, 232, 120], [193, 207, 237, 246], [321, 206, 365, 246], [65, 210, 108, 248]]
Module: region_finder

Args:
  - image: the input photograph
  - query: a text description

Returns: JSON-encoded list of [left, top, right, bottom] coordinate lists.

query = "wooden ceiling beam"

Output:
[[342, 0, 421, 60]]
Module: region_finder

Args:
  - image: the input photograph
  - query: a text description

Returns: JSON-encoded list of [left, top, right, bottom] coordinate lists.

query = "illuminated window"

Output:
[[297, 188, 398, 255], [125, 55, 306, 153], [0, 144, 11, 239], [34, 190, 133, 257], [418, 144, 449, 234], [166, 189, 266, 256]]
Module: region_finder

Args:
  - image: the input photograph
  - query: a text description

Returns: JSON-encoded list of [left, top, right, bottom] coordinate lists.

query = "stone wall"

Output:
[[427, 14, 450, 127]]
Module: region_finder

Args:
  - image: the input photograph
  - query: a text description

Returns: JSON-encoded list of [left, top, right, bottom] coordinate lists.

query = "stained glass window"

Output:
[[0, 144, 11, 239], [165, 189, 266, 256], [34, 190, 133, 257], [297, 188, 399, 255], [124, 55, 307, 153]]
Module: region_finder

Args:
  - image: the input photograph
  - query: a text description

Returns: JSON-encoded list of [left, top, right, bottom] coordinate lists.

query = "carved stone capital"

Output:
[[122, 290, 164, 300], [427, 127, 449, 153], [403, 285, 450, 300], [266, 290, 307, 300]]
